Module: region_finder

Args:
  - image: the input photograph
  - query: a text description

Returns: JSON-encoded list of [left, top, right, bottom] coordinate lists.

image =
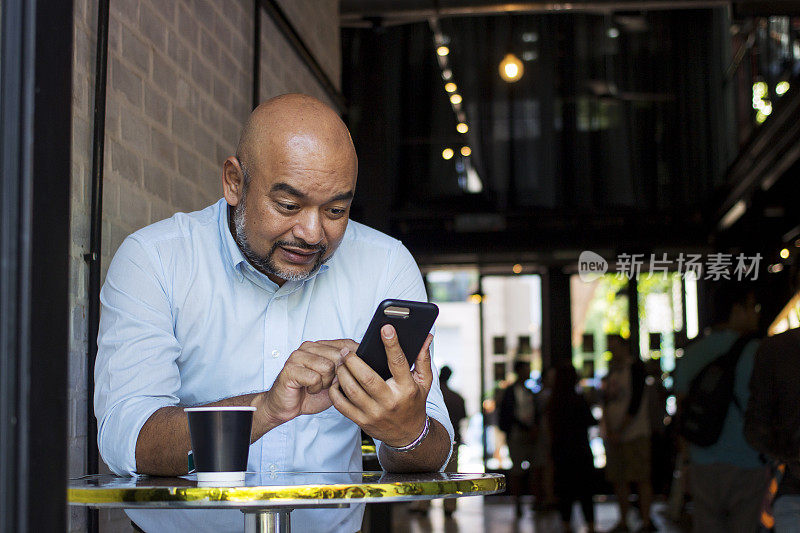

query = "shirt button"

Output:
[[271, 350, 280, 359], [269, 463, 277, 471]]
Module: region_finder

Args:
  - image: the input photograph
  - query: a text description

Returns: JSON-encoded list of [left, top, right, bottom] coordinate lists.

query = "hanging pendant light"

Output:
[[499, 53, 524, 83]]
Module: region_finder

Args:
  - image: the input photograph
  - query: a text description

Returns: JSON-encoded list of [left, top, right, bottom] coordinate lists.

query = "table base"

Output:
[[243, 509, 291, 533]]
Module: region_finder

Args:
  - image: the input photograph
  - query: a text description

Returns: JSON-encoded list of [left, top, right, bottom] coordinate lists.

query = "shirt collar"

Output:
[[216, 198, 331, 286], [218, 199, 248, 282]]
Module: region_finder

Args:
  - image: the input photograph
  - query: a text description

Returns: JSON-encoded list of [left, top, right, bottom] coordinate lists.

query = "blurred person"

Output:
[[499, 360, 538, 517], [533, 366, 557, 511], [602, 335, 654, 531], [410, 365, 467, 517], [547, 364, 598, 532], [644, 359, 672, 496], [674, 282, 767, 533], [745, 328, 800, 533]]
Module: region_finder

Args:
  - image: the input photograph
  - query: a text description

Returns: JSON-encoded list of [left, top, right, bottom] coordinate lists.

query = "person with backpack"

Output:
[[674, 282, 769, 533]]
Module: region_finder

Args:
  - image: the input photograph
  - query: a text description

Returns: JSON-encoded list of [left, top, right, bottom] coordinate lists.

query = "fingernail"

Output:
[[381, 324, 394, 338]]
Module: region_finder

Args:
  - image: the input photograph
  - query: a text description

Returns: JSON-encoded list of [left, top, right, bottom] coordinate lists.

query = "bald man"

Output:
[[94, 94, 454, 533]]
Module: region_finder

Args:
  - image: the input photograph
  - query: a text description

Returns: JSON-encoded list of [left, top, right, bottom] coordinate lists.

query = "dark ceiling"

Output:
[[340, 2, 800, 269]]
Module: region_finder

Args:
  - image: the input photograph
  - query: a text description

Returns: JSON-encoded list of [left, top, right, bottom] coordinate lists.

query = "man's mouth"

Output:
[[278, 246, 320, 265]]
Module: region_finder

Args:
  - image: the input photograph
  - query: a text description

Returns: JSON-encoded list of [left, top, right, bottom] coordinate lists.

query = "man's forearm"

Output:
[[135, 392, 282, 476], [378, 418, 451, 473]]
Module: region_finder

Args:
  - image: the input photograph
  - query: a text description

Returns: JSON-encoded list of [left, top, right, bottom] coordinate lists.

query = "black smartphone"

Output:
[[356, 299, 439, 380]]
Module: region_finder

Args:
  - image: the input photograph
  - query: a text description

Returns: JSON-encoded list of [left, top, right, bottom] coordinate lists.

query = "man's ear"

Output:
[[222, 157, 244, 207]]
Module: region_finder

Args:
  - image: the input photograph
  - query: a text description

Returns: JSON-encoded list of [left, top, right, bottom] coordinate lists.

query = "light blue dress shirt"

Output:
[[94, 198, 454, 533]]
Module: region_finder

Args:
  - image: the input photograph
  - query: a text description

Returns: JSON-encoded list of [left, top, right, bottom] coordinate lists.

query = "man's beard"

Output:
[[232, 191, 330, 282]]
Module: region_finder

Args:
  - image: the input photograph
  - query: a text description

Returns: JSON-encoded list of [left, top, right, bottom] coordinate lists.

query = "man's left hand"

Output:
[[329, 325, 433, 447]]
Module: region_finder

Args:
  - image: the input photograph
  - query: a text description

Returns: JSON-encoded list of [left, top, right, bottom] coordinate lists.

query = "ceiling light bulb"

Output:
[[753, 81, 768, 99], [460, 146, 471, 156], [450, 93, 462, 105], [442, 148, 454, 160], [776, 81, 790, 95], [437, 46, 450, 56], [442, 69, 453, 80], [445, 82, 457, 93], [512, 264, 523, 274], [780, 248, 790, 259], [456, 122, 468, 133], [499, 54, 524, 83]]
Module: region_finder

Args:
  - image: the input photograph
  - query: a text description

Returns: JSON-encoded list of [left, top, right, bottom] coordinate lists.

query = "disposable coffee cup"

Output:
[[184, 406, 256, 483]]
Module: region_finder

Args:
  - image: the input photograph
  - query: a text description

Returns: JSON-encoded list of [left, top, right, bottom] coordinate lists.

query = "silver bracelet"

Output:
[[384, 416, 430, 453]]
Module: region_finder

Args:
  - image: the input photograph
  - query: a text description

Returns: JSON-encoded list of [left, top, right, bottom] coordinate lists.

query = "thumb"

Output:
[[412, 334, 434, 390]]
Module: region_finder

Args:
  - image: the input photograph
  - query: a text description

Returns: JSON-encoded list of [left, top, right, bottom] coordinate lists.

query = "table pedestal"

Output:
[[243, 509, 291, 533]]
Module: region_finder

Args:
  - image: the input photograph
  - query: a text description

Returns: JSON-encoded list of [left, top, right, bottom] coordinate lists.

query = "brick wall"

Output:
[[68, 1, 341, 531]]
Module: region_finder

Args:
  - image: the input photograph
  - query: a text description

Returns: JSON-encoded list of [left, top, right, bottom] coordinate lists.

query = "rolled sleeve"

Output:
[[374, 243, 455, 470], [94, 236, 182, 475]]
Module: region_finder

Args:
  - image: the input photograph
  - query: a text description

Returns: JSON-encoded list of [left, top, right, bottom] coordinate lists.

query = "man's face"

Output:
[[231, 136, 356, 285], [730, 292, 760, 334]]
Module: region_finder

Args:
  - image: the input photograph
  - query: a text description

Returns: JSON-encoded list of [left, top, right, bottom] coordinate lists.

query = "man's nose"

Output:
[[293, 209, 323, 245]]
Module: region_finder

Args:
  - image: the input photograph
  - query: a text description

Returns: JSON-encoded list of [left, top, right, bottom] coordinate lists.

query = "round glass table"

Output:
[[68, 471, 505, 532]]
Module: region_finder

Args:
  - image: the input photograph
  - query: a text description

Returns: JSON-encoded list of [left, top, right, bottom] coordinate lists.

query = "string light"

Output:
[[512, 264, 523, 274], [776, 81, 790, 96], [429, 19, 483, 194], [780, 248, 790, 259]]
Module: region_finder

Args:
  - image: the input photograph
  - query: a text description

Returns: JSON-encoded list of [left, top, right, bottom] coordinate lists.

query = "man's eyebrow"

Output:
[[270, 182, 306, 198], [270, 182, 354, 203], [328, 191, 354, 203]]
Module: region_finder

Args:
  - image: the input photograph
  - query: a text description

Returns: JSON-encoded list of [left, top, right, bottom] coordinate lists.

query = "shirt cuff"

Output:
[[98, 396, 176, 476]]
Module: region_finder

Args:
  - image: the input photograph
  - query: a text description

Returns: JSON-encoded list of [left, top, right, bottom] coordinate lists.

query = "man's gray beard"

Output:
[[232, 192, 331, 282]]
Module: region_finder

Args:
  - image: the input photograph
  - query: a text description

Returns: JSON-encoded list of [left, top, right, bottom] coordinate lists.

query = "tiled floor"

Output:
[[387, 497, 687, 533]]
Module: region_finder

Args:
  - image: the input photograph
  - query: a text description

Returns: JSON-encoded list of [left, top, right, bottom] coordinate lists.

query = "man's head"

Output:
[[513, 360, 531, 382], [439, 366, 452, 384], [223, 94, 358, 285], [708, 281, 760, 334], [607, 334, 631, 367]]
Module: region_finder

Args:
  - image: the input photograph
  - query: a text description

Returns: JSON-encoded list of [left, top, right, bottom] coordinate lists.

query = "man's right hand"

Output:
[[135, 338, 358, 476], [257, 339, 359, 425]]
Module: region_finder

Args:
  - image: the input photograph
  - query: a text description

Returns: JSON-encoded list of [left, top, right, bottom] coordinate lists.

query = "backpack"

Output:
[[679, 334, 754, 447]]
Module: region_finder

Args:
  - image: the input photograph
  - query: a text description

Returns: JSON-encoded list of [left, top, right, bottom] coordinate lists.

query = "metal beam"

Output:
[[341, 0, 732, 25], [716, 84, 800, 230], [1, 0, 72, 531]]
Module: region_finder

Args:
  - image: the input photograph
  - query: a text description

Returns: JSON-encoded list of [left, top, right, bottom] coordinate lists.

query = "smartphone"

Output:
[[356, 299, 439, 380]]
